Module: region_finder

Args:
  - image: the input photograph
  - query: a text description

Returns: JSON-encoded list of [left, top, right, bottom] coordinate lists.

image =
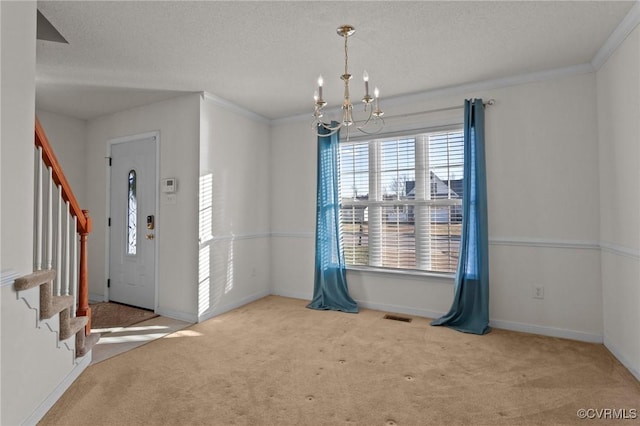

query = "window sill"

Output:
[[345, 265, 455, 281]]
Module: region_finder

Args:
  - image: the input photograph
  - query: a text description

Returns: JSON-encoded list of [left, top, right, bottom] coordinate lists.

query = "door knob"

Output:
[[146, 234, 154, 240]]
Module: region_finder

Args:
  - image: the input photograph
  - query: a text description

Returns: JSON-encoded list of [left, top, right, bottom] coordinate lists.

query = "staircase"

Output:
[[0, 118, 100, 426], [14, 270, 100, 357], [13, 118, 100, 359]]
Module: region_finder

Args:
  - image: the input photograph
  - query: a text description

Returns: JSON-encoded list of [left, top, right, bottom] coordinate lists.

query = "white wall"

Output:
[[1, 2, 37, 423], [1, 3, 88, 425], [85, 94, 201, 321], [36, 110, 88, 206], [270, 72, 603, 342], [198, 95, 271, 320], [1, 0, 36, 279], [597, 24, 640, 379]]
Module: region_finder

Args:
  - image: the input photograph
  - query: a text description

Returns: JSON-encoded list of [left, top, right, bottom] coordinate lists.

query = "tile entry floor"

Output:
[[90, 315, 191, 365]]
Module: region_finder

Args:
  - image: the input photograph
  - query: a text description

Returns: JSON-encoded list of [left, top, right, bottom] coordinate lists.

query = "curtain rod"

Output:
[[384, 98, 495, 121]]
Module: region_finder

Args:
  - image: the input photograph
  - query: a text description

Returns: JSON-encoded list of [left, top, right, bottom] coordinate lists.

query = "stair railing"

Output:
[[34, 118, 92, 334]]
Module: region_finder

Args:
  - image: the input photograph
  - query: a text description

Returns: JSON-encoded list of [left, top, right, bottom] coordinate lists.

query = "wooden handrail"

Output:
[[34, 118, 89, 233], [35, 117, 92, 335]]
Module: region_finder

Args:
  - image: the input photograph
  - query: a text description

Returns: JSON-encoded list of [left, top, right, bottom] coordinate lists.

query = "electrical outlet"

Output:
[[532, 286, 544, 299]]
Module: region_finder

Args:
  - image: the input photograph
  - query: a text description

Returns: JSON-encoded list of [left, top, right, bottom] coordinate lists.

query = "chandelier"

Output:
[[312, 25, 384, 139]]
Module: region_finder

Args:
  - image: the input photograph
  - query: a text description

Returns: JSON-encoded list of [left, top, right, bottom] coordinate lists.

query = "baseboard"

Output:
[[89, 293, 107, 303], [489, 318, 603, 343], [269, 290, 312, 303], [198, 290, 270, 322], [604, 337, 640, 382], [273, 290, 603, 343], [133, 290, 271, 323], [363, 303, 604, 343], [355, 299, 446, 321], [22, 352, 91, 426], [155, 307, 198, 323], [272, 291, 444, 321]]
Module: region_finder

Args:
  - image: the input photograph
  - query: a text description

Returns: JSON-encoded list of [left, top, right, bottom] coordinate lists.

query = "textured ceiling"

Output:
[[36, 1, 636, 121]]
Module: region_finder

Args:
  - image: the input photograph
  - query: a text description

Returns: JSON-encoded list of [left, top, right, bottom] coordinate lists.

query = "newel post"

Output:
[[77, 209, 92, 335]]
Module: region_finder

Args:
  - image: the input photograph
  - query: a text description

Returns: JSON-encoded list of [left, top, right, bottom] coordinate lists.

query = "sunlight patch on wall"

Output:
[[225, 238, 234, 294], [198, 244, 211, 316], [199, 174, 214, 244]]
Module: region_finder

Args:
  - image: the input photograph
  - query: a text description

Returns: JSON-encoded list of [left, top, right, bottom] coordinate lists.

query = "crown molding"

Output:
[[201, 91, 270, 124], [591, 0, 640, 70], [213, 3, 640, 127]]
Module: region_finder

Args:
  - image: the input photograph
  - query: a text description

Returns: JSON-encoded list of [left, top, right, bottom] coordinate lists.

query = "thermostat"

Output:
[[162, 178, 177, 193]]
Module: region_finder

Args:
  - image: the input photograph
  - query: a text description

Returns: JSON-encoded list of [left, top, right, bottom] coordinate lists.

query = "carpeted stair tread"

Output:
[[13, 270, 100, 366], [14, 269, 56, 291], [60, 314, 87, 340], [41, 294, 74, 320], [76, 332, 101, 357]]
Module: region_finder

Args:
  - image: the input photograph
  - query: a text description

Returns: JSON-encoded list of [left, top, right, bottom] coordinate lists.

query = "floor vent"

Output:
[[383, 314, 412, 323]]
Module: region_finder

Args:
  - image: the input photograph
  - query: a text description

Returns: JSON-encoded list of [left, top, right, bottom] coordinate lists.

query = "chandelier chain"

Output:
[[344, 31, 349, 78], [343, 29, 352, 125]]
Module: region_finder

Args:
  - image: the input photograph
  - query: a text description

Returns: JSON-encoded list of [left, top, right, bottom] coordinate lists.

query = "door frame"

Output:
[[105, 131, 160, 311]]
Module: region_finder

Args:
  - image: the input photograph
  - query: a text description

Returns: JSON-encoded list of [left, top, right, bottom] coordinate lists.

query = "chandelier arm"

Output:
[[355, 105, 375, 129], [352, 106, 384, 135], [355, 117, 385, 135], [312, 122, 342, 138], [313, 119, 342, 132]]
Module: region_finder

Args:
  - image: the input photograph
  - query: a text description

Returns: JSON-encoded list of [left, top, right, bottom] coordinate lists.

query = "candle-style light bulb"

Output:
[[372, 87, 384, 117], [317, 75, 324, 101], [363, 70, 370, 97], [314, 90, 318, 102]]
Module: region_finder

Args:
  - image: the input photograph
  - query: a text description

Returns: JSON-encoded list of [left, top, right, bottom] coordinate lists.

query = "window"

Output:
[[339, 129, 464, 273], [127, 170, 137, 255]]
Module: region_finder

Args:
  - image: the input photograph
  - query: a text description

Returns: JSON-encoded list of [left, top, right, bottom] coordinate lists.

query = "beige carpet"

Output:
[[41, 296, 639, 425], [90, 302, 158, 329]]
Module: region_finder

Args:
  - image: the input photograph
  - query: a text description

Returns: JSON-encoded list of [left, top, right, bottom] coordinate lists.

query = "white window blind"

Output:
[[340, 129, 464, 273]]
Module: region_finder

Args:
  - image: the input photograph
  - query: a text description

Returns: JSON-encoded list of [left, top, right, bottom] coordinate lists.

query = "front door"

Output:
[[109, 136, 157, 310]]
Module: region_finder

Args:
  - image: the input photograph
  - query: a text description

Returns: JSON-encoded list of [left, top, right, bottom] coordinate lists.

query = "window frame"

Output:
[[339, 124, 464, 277]]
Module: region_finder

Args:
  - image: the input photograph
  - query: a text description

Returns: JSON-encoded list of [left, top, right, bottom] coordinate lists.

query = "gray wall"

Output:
[[597, 24, 640, 380]]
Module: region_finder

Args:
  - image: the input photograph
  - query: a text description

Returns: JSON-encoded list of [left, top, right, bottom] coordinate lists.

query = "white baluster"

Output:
[[71, 216, 78, 317], [55, 186, 63, 296], [34, 147, 43, 270], [46, 167, 53, 270], [64, 201, 71, 296]]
